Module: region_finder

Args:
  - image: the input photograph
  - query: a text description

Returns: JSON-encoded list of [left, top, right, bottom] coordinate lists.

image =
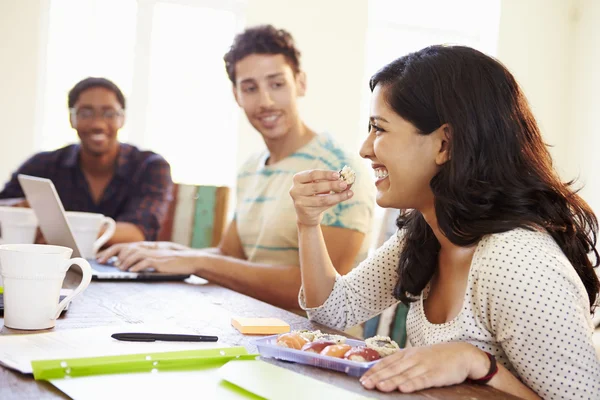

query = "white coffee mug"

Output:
[[65, 212, 116, 259], [0, 206, 38, 245], [0, 244, 92, 330]]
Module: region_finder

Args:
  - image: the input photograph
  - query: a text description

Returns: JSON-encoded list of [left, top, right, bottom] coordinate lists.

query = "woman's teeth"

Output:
[[375, 168, 388, 179]]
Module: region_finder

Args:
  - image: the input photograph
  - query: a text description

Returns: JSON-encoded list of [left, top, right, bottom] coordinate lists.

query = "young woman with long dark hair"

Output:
[[289, 45, 600, 399]]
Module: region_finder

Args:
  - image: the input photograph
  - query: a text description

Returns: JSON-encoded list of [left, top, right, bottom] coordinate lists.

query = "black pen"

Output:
[[111, 333, 219, 342]]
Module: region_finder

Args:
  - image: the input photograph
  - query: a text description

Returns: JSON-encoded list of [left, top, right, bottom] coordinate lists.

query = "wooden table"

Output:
[[0, 273, 516, 399]]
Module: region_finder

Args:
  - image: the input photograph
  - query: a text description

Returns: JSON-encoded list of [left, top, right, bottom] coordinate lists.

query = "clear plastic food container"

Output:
[[251, 335, 379, 377]]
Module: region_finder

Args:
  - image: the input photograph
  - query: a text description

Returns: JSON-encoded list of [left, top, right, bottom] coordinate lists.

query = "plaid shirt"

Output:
[[0, 143, 173, 240]]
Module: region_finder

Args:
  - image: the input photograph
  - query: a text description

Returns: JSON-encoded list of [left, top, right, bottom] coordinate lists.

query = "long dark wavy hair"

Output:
[[370, 45, 600, 312]]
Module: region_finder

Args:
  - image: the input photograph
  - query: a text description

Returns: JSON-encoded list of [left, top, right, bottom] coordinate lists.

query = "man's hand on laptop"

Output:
[[97, 241, 195, 273], [0, 198, 29, 207]]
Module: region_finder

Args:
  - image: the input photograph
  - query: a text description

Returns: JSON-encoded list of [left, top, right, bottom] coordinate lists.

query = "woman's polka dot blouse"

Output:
[[299, 228, 600, 399]]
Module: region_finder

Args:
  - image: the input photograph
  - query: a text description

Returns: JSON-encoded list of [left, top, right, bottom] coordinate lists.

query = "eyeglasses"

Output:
[[70, 108, 124, 123]]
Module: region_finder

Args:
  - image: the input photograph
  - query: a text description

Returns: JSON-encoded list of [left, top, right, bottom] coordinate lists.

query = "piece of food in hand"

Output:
[[276, 333, 309, 350], [364, 335, 400, 357], [343, 346, 381, 362], [313, 333, 347, 344], [320, 344, 353, 358], [294, 329, 322, 342], [301, 340, 335, 353], [339, 165, 356, 186]]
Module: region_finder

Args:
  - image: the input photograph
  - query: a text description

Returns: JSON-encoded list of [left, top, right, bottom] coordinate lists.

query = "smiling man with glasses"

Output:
[[0, 77, 173, 244]]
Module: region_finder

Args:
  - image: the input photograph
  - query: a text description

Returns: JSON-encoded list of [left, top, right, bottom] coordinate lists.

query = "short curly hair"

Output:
[[223, 25, 301, 84], [68, 77, 125, 109]]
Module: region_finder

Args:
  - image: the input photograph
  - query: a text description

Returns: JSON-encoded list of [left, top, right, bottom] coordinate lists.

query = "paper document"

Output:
[[49, 359, 373, 400], [50, 367, 263, 400], [0, 324, 223, 374]]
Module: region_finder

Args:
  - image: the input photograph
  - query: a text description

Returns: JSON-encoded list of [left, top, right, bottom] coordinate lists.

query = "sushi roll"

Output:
[[301, 341, 335, 353], [276, 333, 309, 350], [320, 344, 352, 358], [344, 347, 381, 362], [293, 329, 322, 342], [339, 165, 356, 186], [313, 333, 347, 344], [364, 335, 400, 357]]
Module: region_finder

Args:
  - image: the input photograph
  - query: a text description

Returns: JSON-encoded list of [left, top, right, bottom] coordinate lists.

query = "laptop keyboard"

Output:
[[87, 259, 190, 281], [88, 259, 123, 273]]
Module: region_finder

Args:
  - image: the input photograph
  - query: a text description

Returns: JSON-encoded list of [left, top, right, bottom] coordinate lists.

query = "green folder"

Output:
[[32, 347, 257, 380]]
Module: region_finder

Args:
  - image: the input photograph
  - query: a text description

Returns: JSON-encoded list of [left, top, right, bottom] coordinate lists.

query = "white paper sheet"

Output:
[[0, 324, 224, 374], [50, 368, 256, 400], [49, 360, 373, 400], [220, 360, 374, 400]]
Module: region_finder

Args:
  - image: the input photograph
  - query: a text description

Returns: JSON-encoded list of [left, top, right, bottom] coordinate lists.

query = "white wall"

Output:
[[567, 0, 600, 214], [496, 0, 577, 177], [0, 0, 44, 184], [496, 0, 599, 215]]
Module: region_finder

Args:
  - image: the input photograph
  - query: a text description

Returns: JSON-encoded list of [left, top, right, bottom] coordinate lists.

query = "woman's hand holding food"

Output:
[[289, 168, 354, 226]]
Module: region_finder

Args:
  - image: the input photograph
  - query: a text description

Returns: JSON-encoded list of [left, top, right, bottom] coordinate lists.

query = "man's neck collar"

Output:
[[264, 123, 316, 165], [79, 144, 122, 177]]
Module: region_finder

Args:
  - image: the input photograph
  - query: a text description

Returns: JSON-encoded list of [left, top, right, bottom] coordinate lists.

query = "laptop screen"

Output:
[[17, 174, 84, 258]]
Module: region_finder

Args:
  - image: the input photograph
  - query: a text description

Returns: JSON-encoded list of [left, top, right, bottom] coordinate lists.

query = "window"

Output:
[[143, 2, 241, 185], [37, 0, 245, 186], [39, 0, 137, 148]]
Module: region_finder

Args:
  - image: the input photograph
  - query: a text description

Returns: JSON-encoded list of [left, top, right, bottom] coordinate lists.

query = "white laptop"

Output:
[[17, 174, 190, 281]]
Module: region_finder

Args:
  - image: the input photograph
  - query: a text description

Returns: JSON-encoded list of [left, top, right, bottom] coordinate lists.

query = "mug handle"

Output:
[[93, 217, 116, 255], [53, 257, 93, 319]]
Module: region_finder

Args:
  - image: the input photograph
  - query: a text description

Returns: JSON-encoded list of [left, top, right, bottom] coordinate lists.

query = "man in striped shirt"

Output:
[[99, 25, 374, 311]]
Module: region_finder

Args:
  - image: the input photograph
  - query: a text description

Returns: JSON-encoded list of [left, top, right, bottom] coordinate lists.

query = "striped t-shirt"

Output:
[[235, 134, 375, 267]]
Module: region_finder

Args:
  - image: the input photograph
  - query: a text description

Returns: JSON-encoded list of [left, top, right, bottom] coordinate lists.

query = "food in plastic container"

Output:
[[254, 331, 402, 377], [294, 329, 322, 342], [253, 335, 381, 377]]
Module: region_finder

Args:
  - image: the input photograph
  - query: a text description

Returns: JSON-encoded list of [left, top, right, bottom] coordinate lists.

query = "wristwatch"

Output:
[[466, 351, 499, 385]]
